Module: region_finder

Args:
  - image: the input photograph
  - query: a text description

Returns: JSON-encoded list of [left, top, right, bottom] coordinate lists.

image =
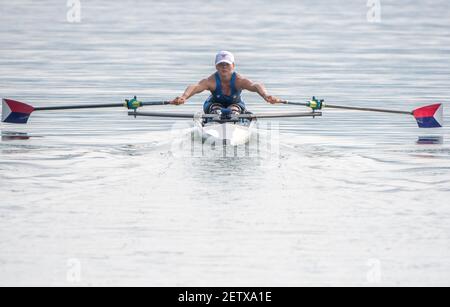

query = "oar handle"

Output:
[[141, 101, 172, 106], [281, 100, 308, 107]]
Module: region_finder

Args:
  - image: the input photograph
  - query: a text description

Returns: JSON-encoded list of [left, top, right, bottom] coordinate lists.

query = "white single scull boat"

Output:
[[131, 109, 321, 146], [194, 116, 256, 146]]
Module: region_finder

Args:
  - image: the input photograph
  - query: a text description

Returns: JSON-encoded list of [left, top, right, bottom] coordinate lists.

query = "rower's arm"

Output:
[[239, 79, 269, 99], [239, 78, 282, 104], [181, 79, 210, 100]]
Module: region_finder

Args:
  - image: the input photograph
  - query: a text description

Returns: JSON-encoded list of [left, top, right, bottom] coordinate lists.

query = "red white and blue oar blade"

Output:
[[2, 99, 35, 124], [413, 104, 444, 128]]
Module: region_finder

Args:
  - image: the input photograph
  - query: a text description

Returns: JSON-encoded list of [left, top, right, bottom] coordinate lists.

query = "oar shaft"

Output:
[[35, 103, 123, 111], [325, 104, 412, 115], [34, 101, 171, 111], [284, 101, 413, 115]]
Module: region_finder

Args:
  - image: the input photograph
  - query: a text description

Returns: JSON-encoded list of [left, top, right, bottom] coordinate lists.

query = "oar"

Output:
[[1, 96, 171, 124], [283, 97, 444, 128]]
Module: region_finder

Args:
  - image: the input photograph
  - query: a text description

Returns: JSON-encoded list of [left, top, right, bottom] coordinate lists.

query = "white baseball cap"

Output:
[[215, 51, 235, 65]]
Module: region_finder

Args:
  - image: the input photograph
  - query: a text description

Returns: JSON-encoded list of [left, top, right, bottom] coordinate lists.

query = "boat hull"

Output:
[[194, 118, 255, 146]]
